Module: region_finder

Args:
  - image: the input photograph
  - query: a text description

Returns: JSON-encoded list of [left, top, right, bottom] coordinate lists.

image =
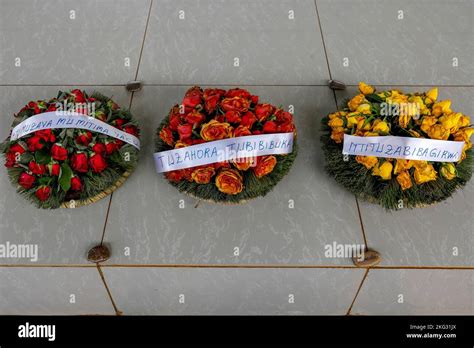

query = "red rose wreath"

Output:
[[1, 90, 140, 209]]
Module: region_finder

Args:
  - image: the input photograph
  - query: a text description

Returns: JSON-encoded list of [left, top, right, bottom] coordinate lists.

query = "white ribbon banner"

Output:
[[154, 132, 294, 173], [10, 111, 140, 149], [342, 134, 464, 162]]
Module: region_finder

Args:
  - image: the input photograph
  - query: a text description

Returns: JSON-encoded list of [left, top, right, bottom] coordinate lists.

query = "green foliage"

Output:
[[155, 115, 298, 203]]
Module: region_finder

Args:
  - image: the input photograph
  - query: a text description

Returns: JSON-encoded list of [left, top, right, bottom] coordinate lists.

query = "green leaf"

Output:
[[35, 150, 51, 165], [59, 163, 73, 192]]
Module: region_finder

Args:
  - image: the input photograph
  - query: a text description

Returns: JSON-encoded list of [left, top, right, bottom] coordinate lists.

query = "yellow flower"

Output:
[[396, 170, 413, 190], [328, 117, 344, 128], [357, 118, 372, 131], [420, 116, 438, 133], [348, 94, 366, 111], [453, 127, 474, 143], [387, 90, 408, 104], [439, 112, 462, 133], [356, 155, 378, 169], [346, 113, 361, 128], [329, 111, 347, 119], [358, 82, 375, 95], [330, 129, 345, 143], [458, 115, 470, 128], [398, 115, 411, 128], [364, 132, 380, 137], [394, 159, 415, 175], [425, 88, 438, 103], [413, 161, 437, 184], [440, 163, 457, 180], [357, 103, 372, 115], [427, 124, 450, 140], [372, 119, 390, 134], [432, 100, 451, 117], [409, 95, 427, 113], [372, 161, 393, 180], [408, 130, 421, 138]]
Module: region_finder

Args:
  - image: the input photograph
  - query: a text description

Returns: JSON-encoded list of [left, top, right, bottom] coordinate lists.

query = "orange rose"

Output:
[[159, 126, 174, 147], [200, 120, 233, 141], [253, 155, 277, 178], [221, 97, 250, 113], [233, 125, 252, 137], [233, 157, 255, 171], [215, 169, 244, 195], [191, 166, 216, 184]]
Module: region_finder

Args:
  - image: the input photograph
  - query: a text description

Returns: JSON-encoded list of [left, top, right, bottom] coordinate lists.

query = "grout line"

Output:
[[96, 264, 122, 315], [134, 0, 154, 81], [355, 197, 369, 249], [2, 264, 471, 270], [100, 193, 114, 245], [346, 268, 370, 315], [1, 84, 473, 87], [313, 0, 332, 80]]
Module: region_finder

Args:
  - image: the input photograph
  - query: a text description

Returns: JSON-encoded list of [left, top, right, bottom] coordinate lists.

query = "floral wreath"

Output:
[[1, 90, 140, 209], [155, 86, 298, 203], [322, 82, 473, 210]]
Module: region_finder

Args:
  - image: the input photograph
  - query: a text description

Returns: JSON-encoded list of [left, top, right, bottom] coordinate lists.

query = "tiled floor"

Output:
[[0, 0, 472, 315]]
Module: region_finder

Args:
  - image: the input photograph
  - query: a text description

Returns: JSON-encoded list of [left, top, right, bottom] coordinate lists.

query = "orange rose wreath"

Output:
[[155, 87, 298, 203]]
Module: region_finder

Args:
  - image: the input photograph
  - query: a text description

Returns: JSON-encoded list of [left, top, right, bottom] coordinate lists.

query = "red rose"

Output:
[[71, 89, 86, 103], [263, 121, 278, 133], [49, 163, 61, 176], [251, 95, 259, 105], [5, 152, 17, 168], [241, 111, 257, 129], [177, 123, 193, 140], [9, 143, 26, 155], [225, 88, 251, 100], [27, 136, 44, 152], [105, 141, 118, 155], [114, 119, 125, 129], [278, 122, 294, 133], [203, 88, 225, 113], [224, 111, 241, 124], [233, 125, 252, 137], [35, 186, 51, 201], [35, 129, 56, 143], [89, 154, 107, 173], [76, 131, 93, 146], [47, 103, 57, 112], [185, 110, 206, 125], [274, 109, 293, 124], [214, 161, 231, 170], [92, 142, 106, 155], [18, 172, 36, 189], [28, 161, 46, 175], [28, 101, 41, 115], [70, 176, 82, 191], [51, 144, 68, 161], [255, 104, 274, 122], [71, 153, 89, 173], [182, 86, 203, 112], [221, 97, 250, 113], [124, 125, 139, 136], [159, 127, 175, 147]]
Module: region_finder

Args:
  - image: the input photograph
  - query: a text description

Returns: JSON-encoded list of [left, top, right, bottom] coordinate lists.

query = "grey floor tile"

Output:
[[0, 267, 115, 315], [103, 267, 364, 315], [103, 86, 364, 265], [0, 86, 132, 264], [317, 0, 474, 85], [0, 0, 150, 84], [352, 269, 474, 315], [335, 87, 474, 266], [138, 0, 329, 85]]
